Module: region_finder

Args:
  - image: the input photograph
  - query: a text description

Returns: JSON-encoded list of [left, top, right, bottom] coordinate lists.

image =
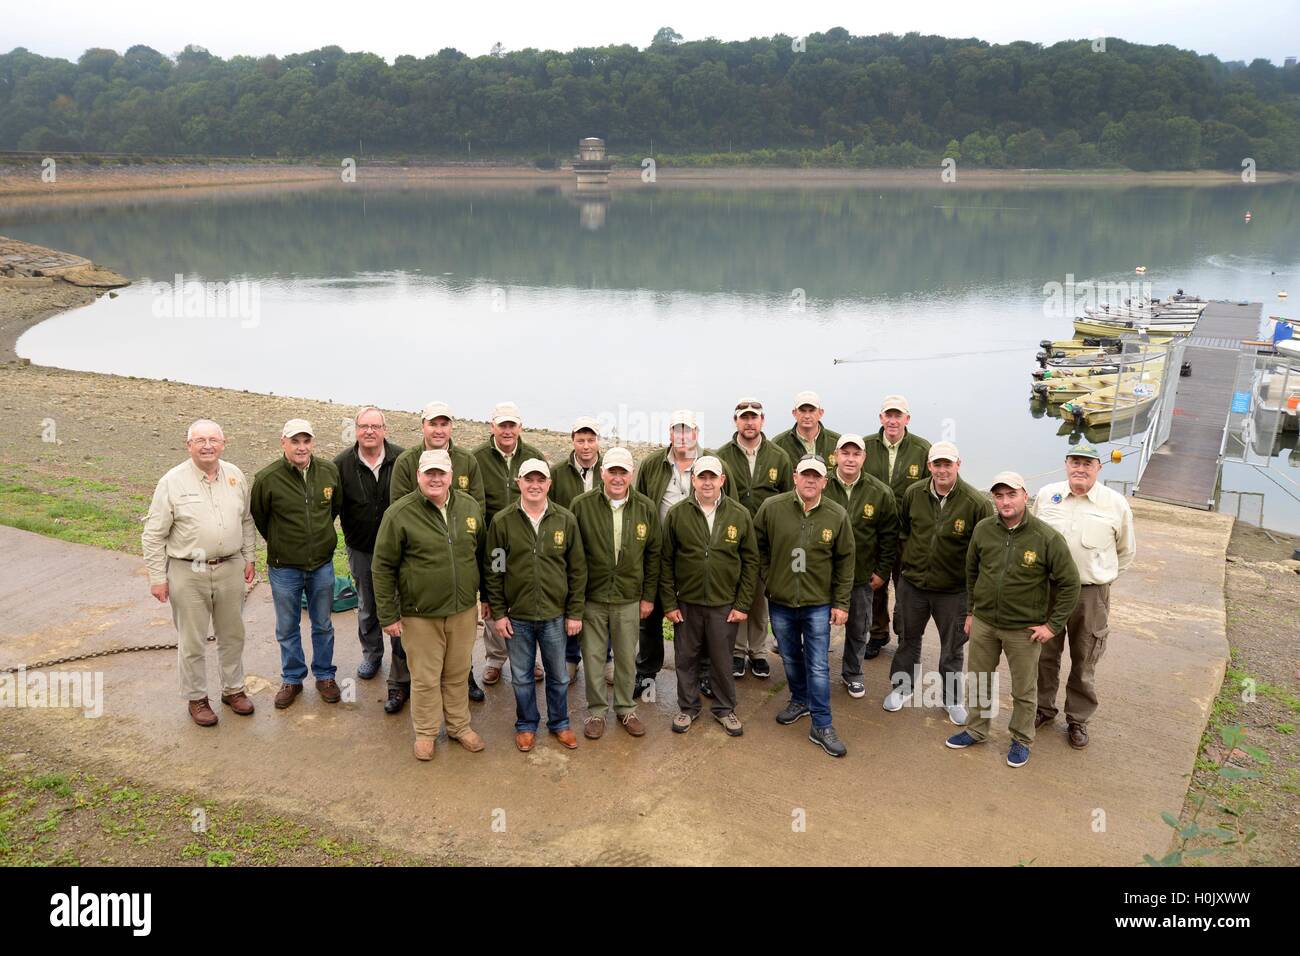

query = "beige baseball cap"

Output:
[[734, 397, 764, 416], [928, 441, 960, 463], [836, 433, 865, 450], [421, 401, 453, 421], [491, 402, 522, 425], [990, 471, 1026, 492], [281, 418, 314, 438], [795, 454, 827, 477], [602, 447, 634, 471], [571, 416, 601, 435], [793, 390, 822, 409], [669, 409, 698, 429], [518, 458, 550, 479], [880, 394, 910, 414], [693, 455, 723, 476], [418, 449, 453, 473]]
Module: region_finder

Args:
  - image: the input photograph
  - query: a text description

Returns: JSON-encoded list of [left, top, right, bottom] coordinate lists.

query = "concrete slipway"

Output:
[[0, 498, 1232, 866]]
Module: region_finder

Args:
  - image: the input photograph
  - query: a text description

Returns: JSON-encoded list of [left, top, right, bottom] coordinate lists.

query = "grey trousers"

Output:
[[840, 583, 875, 680], [890, 576, 967, 704], [347, 547, 409, 690], [673, 602, 739, 718], [734, 572, 770, 659]]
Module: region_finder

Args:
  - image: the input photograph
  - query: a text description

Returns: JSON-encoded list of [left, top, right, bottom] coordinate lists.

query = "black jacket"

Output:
[[334, 440, 404, 552]]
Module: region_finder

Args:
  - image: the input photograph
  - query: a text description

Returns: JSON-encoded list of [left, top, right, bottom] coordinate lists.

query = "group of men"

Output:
[[142, 390, 1135, 767]]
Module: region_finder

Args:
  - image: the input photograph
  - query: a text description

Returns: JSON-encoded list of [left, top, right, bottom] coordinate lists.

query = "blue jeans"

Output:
[[267, 562, 337, 684], [769, 602, 833, 729], [508, 617, 569, 733]]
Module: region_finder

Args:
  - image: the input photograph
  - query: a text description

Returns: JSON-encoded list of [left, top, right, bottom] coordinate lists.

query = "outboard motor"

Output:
[[1036, 351, 1049, 368], [1039, 339, 1054, 350]]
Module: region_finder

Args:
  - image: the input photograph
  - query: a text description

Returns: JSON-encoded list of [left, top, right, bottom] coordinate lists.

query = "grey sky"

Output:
[[8, 0, 1297, 65]]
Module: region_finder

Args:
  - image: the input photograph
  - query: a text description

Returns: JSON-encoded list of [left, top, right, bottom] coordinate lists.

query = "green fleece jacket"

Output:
[[772, 424, 842, 472], [753, 491, 855, 611], [250, 455, 341, 571], [635, 447, 718, 512], [388, 440, 485, 510], [966, 511, 1081, 634], [483, 501, 586, 621], [824, 471, 900, 586], [716, 434, 793, 517], [548, 452, 602, 510], [862, 428, 932, 503], [569, 489, 661, 604], [899, 476, 994, 593], [659, 495, 759, 613], [473, 437, 546, 527], [371, 489, 486, 625]]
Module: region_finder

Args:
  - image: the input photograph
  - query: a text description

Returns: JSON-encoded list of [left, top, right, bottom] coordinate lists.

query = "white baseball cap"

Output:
[[518, 458, 551, 479], [928, 441, 960, 463], [281, 419, 314, 438], [419, 449, 453, 473], [571, 416, 601, 435], [836, 433, 865, 450], [793, 390, 822, 409], [990, 471, 1026, 492], [669, 409, 698, 428], [795, 454, 827, 477], [602, 447, 634, 471], [693, 455, 724, 476], [880, 395, 910, 414], [491, 402, 522, 425], [421, 401, 453, 421]]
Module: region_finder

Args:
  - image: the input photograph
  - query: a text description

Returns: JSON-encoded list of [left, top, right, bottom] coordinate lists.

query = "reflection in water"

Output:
[[7, 182, 1300, 530]]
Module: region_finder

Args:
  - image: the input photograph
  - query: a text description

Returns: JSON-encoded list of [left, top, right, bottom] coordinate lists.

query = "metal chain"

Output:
[[2, 642, 178, 674]]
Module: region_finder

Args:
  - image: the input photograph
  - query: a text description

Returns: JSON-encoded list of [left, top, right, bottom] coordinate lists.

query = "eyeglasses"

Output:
[[356, 424, 386, 431], [188, 438, 225, 446]]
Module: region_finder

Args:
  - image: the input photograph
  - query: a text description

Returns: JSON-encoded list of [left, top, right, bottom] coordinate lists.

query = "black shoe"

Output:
[[732, 656, 747, 678], [468, 671, 485, 703], [775, 700, 811, 725], [700, 677, 715, 700], [809, 725, 847, 757], [749, 657, 771, 679], [633, 676, 653, 701], [863, 639, 885, 660], [383, 686, 409, 714]]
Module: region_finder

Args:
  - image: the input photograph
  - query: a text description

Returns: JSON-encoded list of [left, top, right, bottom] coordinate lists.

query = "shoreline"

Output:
[[2, 161, 1291, 201]]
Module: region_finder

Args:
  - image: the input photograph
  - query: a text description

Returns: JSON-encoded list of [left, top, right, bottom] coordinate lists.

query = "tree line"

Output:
[[1, 27, 1297, 170]]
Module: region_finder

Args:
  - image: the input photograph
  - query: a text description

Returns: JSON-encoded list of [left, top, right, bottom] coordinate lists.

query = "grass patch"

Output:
[[0, 476, 143, 552]]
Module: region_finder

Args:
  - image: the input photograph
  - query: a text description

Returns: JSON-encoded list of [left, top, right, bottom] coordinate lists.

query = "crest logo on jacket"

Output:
[[1023, 550, 1038, 567], [953, 518, 965, 535], [726, 525, 738, 542], [466, 516, 477, 532], [323, 487, 333, 501], [768, 467, 778, 483], [908, 464, 920, 478], [228, 476, 237, 487], [636, 522, 647, 541], [459, 475, 469, 489], [862, 503, 875, 519], [553, 530, 565, 546], [821, 528, 833, 543]]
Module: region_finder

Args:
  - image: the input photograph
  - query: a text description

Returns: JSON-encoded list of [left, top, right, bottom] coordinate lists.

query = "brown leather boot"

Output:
[[1068, 723, 1089, 749], [274, 683, 303, 709], [220, 691, 254, 715], [188, 698, 218, 726], [316, 678, 342, 703]]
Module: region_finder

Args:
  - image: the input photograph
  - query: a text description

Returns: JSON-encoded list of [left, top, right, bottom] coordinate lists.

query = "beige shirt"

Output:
[[358, 447, 385, 481], [494, 438, 515, 472], [698, 498, 719, 534], [525, 504, 547, 536], [660, 450, 696, 520], [142, 459, 256, 585], [798, 430, 818, 456], [883, 434, 903, 481], [1032, 480, 1136, 586], [609, 496, 627, 556], [740, 441, 761, 477]]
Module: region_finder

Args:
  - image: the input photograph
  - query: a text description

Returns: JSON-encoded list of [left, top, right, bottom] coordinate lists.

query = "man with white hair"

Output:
[[143, 420, 257, 726]]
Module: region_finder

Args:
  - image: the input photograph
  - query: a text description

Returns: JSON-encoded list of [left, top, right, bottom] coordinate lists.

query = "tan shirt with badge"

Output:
[[142, 459, 256, 585], [1032, 480, 1136, 586]]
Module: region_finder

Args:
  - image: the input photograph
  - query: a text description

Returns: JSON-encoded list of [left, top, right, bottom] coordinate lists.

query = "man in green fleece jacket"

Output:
[[861, 394, 931, 657], [571, 447, 661, 741], [716, 397, 792, 679], [549, 416, 605, 679], [483, 458, 586, 754], [823, 433, 899, 700], [772, 389, 842, 474], [660, 455, 759, 737], [473, 401, 546, 686], [372, 449, 488, 762], [946, 471, 1080, 769], [388, 400, 486, 509], [754, 454, 855, 758], [250, 419, 343, 711], [886, 441, 992, 724]]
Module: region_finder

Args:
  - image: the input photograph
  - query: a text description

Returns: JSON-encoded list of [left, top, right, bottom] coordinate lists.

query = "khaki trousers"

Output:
[[964, 616, 1043, 746], [1038, 583, 1110, 725], [582, 601, 641, 716], [168, 557, 247, 701], [403, 607, 477, 740]]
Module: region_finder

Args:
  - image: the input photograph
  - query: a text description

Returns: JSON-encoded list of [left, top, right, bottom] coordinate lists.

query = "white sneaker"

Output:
[[604, 660, 615, 685], [946, 703, 969, 726], [882, 690, 913, 712]]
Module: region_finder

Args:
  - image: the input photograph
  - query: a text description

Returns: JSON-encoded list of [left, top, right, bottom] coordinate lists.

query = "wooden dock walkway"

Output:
[[1134, 302, 1262, 509]]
